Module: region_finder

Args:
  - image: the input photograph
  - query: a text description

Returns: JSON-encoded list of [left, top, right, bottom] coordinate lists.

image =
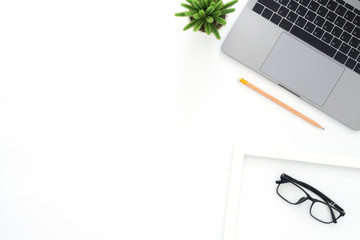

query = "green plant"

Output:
[[175, 0, 238, 40]]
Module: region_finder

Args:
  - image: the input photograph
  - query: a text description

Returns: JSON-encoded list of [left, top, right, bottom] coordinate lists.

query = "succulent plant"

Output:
[[175, 0, 238, 40]]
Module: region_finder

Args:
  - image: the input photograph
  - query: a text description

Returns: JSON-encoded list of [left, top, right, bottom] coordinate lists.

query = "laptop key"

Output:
[[270, 13, 282, 24], [318, 0, 329, 5], [305, 10, 316, 21], [344, 10, 355, 22], [278, 0, 290, 6], [335, 5, 347, 16], [353, 16, 360, 27], [314, 16, 325, 27], [308, 1, 320, 12], [259, 0, 281, 12], [279, 19, 293, 31], [278, 6, 289, 17], [262, 8, 273, 19], [313, 27, 325, 38], [326, 0, 338, 11], [322, 21, 334, 32], [295, 16, 307, 27], [349, 37, 360, 48], [331, 26, 343, 38], [354, 63, 360, 74], [334, 17, 346, 28], [286, 11, 299, 22], [344, 3, 354, 11], [317, 6, 328, 17], [287, 1, 299, 11], [340, 31, 351, 43], [304, 22, 316, 33], [299, 0, 310, 7], [331, 37, 342, 49], [296, 5, 308, 16], [340, 43, 351, 54], [343, 22, 355, 33], [253, 3, 265, 14], [291, 25, 336, 57], [334, 51, 348, 64], [345, 58, 356, 69], [349, 48, 360, 60], [353, 27, 360, 38], [325, 11, 337, 22], [334, 16, 346, 28], [335, 0, 345, 5], [322, 32, 333, 43]]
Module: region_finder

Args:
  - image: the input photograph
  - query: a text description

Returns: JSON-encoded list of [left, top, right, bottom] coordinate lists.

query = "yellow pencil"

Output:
[[239, 78, 324, 130]]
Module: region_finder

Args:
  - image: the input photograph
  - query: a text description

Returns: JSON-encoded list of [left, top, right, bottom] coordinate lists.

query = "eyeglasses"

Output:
[[276, 173, 345, 224]]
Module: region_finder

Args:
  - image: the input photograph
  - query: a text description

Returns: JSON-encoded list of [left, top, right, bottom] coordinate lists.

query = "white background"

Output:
[[0, 0, 359, 239]]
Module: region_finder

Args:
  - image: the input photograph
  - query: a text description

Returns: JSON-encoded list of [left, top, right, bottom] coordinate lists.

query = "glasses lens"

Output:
[[277, 182, 307, 204], [310, 201, 341, 223]]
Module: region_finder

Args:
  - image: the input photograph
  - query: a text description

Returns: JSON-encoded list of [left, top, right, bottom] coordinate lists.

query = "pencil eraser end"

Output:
[[239, 78, 247, 84]]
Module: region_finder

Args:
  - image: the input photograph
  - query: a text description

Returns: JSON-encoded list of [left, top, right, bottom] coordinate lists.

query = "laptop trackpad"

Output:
[[261, 33, 344, 106]]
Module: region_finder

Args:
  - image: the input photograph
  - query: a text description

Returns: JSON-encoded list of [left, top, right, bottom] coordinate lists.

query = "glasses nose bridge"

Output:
[[296, 196, 308, 204], [293, 182, 315, 202]]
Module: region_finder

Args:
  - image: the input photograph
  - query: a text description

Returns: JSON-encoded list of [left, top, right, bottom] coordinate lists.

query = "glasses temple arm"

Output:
[[293, 180, 345, 213]]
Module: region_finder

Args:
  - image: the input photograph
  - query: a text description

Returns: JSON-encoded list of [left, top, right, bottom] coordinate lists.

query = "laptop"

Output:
[[222, 0, 360, 130]]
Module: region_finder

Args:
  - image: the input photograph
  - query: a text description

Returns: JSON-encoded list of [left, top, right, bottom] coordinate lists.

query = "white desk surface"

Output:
[[0, 1, 359, 239]]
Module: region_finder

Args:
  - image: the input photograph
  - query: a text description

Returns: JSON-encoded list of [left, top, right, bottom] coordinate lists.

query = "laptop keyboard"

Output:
[[252, 0, 360, 74]]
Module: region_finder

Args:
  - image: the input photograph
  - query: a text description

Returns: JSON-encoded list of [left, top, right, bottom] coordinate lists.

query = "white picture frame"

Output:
[[223, 145, 360, 240]]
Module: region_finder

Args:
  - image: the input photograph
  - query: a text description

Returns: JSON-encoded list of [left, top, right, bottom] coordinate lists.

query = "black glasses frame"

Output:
[[276, 173, 345, 224]]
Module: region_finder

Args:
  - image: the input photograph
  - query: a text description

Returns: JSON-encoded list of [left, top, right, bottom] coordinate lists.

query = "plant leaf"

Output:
[[193, 19, 205, 31], [199, 9, 206, 18], [181, 3, 198, 11], [209, 23, 221, 39], [184, 11, 194, 17], [206, 6, 214, 15], [220, 0, 238, 10], [192, 0, 202, 10], [175, 12, 186, 17], [214, 1, 223, 12], [203, 0, 210, 8], [214, 16, 227, 25], [212, 10, 221, 17], [206, 16, 214, 23], [193, 13, 201, 19], [220, 8, 235, 14], [205, 22, 211, 35], [183, 19, 201, 31]]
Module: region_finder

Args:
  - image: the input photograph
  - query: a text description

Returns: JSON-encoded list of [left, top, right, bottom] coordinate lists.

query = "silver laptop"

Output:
[[222, 0, 360, 130]]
